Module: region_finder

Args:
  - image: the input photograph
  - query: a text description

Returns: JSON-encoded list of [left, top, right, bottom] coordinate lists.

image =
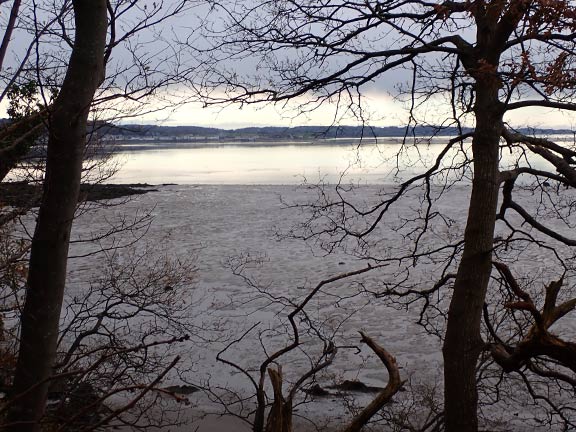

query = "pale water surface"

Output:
[[110, 142, 417, 184], [109, 140, 559, 185]]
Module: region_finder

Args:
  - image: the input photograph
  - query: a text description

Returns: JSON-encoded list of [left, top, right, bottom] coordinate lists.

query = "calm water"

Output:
[[108, 139, 564, 185], [108, 141, 455, 184]]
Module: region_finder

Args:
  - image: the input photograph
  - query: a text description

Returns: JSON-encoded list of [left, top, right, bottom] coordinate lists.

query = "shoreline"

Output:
[[0, 181, 159, 208]]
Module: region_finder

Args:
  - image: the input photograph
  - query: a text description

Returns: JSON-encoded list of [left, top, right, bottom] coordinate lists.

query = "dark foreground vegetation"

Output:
[[1, 0, 576, 431]]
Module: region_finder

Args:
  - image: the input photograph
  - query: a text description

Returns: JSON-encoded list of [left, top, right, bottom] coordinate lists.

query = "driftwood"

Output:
[[341, 332, 403, 432], [261, 333, 401, 432]]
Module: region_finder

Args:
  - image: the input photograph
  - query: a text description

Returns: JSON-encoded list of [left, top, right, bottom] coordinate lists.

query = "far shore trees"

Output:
[[197, 1, 576, 430]]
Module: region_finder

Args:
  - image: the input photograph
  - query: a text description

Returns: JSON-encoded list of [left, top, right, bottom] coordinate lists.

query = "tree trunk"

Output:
[[442, 78, 503, 431], [6, 2, 107, 431], [265, 368, 292, 432], [0, 0, 22, 71]]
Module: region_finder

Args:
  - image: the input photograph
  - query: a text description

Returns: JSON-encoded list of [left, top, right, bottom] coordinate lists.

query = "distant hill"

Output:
[[96, 123, 574, 142], [98, 123, 414, 139], [1, 119, 573, 143]]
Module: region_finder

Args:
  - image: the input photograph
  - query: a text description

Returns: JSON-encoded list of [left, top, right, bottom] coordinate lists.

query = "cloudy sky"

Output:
[[133, 91, 575, 130], [0, 82, 573, 130], [1, 0, 574, 130]]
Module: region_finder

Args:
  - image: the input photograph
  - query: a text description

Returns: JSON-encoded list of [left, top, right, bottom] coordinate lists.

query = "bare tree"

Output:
[[1, 236, 196, 431], [6, 3, 108, 429], [0, 1, 200, 430], [195, 1, 576, 430]]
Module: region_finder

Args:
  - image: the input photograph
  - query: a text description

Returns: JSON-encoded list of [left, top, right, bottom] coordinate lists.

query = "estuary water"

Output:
[[108, 140, 415, 184], [108, 138, 564, 185]]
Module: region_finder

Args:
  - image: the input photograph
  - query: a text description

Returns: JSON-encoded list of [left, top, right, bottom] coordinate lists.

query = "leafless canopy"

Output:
[[195, 1, 576, 430]]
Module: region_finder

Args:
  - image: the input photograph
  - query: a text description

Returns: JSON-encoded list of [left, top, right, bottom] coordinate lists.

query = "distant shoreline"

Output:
[[105, 132, 575, 152], [108, 136, 398, 150]]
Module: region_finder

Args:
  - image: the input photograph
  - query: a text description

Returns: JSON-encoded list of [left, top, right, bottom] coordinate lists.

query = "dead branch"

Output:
[[82, 355, 180, 431], [490, 262, 576, 375], [265, 367, 293, 432], [341, 332, 402, 432]]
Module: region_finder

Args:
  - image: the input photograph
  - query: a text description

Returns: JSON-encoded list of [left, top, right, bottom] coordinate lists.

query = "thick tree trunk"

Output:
[[6, 2, 107, 431], [442, 80, 503, 431]]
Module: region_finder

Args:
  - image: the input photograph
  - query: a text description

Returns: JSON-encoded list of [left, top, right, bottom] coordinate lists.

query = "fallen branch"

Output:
[[341, 332, 403, 432]]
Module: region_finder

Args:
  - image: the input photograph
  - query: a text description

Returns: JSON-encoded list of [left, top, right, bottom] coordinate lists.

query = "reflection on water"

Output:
[[108, 140, 560, 185], [109, 142, 456, 185]]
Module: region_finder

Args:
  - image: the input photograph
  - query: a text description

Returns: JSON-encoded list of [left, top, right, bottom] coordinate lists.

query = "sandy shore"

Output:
[[65, 184, 575, 431]]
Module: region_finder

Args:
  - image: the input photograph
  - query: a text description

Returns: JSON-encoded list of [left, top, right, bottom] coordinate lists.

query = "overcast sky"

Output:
[[1, 83, 573, 130], [1, 0, 574, 130], [132, 91, 575, 130]]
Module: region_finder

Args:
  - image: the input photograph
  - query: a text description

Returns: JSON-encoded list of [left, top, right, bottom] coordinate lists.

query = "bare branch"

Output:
[[341, 332, 403, 432]]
